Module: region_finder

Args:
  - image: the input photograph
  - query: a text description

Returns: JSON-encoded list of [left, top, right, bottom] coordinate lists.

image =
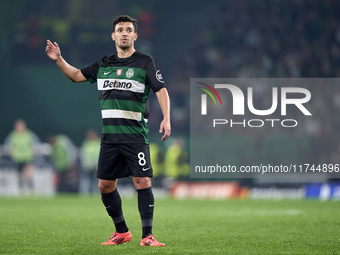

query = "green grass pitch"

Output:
[[0, 195, 339, 254]]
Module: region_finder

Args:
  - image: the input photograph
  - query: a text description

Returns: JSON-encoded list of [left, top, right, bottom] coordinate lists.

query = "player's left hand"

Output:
[[159, 118, 171, 141]]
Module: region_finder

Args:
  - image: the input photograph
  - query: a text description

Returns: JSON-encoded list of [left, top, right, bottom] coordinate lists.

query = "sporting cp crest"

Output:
[[117, 69, 122, 76], [126, 68, 134, 78]]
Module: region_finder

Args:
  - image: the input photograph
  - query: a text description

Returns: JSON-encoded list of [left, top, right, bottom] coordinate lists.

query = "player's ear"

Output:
[[111, 32, 115, 41], [134, 33, 138, 41]]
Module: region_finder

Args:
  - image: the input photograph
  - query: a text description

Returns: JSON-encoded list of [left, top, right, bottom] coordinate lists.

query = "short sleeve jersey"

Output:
[[81, 51, 165, 144]]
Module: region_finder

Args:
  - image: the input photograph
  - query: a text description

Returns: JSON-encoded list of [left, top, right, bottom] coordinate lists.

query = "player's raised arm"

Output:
[[156, 87, 171, 141], [45, 40, 87, 83]]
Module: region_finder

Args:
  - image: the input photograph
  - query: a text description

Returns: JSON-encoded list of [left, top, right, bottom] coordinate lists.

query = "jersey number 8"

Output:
[[138, 152, 146, 166]]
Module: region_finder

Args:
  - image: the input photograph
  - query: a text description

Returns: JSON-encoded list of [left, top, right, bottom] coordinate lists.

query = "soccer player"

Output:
[[45, 15, 170, 247]]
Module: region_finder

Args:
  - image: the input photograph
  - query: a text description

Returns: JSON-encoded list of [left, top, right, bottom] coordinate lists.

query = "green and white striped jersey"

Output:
[[81, 51, 165, 144]]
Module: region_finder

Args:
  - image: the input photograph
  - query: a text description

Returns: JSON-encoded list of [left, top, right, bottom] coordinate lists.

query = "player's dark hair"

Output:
[[113, 15, 138, 33]]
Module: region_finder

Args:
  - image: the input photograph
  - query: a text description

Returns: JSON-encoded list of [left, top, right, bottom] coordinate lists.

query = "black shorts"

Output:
[[97, 143, 153, 180]]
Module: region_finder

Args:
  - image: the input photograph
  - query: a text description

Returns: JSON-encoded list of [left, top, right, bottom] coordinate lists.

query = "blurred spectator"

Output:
[[79, 129, 100, 194], [4, 119, 40, 195], [49, 134, 78, 193], [163, 138, 190, 179]]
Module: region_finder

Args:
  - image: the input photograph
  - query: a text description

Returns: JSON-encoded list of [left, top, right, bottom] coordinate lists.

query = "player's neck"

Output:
[[116, 47, 136, 59]]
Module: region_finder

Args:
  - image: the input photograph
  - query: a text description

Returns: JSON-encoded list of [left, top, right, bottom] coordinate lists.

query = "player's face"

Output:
[[112, 22, 137, 50]]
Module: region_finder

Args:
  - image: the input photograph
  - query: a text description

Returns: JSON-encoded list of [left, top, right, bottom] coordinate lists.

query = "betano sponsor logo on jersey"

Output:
[[103, 80, 132, 89], [97, 79, 145, 93]]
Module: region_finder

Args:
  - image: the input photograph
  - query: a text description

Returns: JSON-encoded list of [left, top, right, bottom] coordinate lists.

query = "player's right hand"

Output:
[[45, 40, 61, 61]]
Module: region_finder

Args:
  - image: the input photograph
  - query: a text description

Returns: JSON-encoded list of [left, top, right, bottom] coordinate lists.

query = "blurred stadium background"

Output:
[[1, 0, 340, 199]]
